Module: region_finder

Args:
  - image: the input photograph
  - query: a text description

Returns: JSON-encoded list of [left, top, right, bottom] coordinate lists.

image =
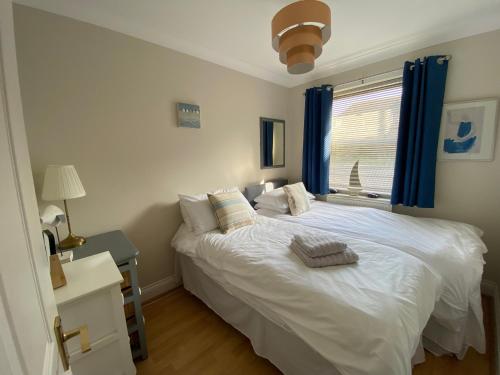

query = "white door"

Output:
[[0, 1, 62, 374]]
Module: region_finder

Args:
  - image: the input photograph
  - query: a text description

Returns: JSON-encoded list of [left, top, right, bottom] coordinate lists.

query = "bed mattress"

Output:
[[257, 200, 487, 356], [172, 216, 441, 375]]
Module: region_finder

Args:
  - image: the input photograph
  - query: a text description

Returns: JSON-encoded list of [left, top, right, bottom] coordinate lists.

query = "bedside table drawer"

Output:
[[69, 337, 127, 375], [59, 286, 125, 354]]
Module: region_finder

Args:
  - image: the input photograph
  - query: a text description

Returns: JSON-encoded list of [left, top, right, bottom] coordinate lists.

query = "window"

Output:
[[329, 78, 402, 197]]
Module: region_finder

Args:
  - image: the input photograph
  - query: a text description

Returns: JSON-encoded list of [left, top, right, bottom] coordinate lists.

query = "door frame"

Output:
[[0, 0, 61, 373]]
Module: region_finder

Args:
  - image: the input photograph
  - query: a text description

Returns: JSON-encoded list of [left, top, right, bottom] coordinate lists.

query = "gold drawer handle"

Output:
[[63, 324, 91, 353], [54, 316, 92, 371]]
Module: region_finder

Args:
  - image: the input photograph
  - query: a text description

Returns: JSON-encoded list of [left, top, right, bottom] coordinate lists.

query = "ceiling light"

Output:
[[272, 0, 331, 74]]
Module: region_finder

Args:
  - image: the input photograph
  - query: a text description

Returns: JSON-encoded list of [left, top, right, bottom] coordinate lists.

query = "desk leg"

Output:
[[129, 259, 148, 360]]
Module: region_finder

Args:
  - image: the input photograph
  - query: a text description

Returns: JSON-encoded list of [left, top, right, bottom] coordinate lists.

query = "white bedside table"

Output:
[[54, 251, 135, 375]]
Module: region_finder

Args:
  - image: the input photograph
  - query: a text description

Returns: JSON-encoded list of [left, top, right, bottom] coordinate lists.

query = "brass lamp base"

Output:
[[58, 233, 86, 250]]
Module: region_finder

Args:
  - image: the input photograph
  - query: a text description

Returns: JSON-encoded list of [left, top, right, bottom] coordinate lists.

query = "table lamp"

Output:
[[42, 165, 87, 249]]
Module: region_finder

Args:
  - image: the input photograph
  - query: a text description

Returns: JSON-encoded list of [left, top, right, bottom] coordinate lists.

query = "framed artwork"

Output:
[[438, 99, 498, 161], [177, 103, 200, 128]]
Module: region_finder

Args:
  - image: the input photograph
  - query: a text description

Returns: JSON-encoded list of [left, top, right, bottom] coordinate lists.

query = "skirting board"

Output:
[[481, 279, 500, 375], [141, 273, 181, 303]]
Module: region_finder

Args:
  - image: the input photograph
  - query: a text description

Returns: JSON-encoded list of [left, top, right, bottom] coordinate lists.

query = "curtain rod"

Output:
[[302, 68, 401, 96], [409, 55, 452, 70], [302, 55, 452, 95], [302, 85, 332, 96], [412, 55, 452, 64], [333, 79, 402, 100], [306, 86, 332, 91]]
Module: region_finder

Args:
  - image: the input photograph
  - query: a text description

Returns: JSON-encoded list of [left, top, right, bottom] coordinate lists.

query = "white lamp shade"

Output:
[[42, 165, 86, 201]]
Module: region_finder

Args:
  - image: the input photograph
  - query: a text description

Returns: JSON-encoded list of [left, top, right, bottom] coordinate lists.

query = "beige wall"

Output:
[[288, 30, 500, 284], [14, 4, 500, 287], [13, 5, 289, 287]]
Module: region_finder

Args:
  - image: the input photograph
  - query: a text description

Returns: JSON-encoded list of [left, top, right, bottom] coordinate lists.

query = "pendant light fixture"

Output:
[[272, 0, 331, 74]]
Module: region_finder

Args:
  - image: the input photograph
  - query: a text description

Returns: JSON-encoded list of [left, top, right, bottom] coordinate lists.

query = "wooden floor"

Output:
[[136, 287, 495, 375]]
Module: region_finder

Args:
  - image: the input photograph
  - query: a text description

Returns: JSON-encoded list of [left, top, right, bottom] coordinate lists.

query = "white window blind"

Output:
[[330, 80, 402, 196]]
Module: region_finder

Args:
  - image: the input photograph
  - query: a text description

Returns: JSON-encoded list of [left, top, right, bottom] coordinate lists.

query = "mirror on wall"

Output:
[[260, 117, 285, 169]]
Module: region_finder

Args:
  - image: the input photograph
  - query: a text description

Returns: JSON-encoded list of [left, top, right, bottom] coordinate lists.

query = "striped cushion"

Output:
[[283, 182, 311, 216], [208, 191, 255, 234]]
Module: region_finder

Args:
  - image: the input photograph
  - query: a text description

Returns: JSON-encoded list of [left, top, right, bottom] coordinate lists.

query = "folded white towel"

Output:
[[291, 241, 358, 268], [293, 234, 347, 258]]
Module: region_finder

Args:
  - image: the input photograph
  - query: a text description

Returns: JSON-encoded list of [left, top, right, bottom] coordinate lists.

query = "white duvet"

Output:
[[172, 216, 441, 375], [257, 201, 487, 354]]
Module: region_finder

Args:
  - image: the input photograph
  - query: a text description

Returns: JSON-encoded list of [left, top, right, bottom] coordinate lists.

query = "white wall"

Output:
[[14, 4, 500, 288], [288, 29, 500, 285], [13, 5, 289, 287]]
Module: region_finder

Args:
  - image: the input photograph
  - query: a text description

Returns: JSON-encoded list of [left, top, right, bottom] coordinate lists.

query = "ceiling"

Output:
[[15, 0, 500, 87]]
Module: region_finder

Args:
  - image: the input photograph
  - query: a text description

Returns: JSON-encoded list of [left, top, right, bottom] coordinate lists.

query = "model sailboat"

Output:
[[348, 160, 363, 195]]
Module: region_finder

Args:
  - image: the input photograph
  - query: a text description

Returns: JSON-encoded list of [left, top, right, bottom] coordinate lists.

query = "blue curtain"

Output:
[[262, 120, 274, 166], [391, 56, 448, 208], [302, 85, 333, 194]]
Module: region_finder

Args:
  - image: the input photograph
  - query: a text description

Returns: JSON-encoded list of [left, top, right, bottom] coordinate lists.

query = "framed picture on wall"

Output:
[[438, 99, 498, 161], [177, 103, 201, 128]]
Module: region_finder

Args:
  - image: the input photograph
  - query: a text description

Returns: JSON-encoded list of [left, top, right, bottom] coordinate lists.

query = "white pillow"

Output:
[[254, 187, 315, 210], [179, 187, 254, 234], [255, 202, 290, 214], [179, 193, 216, 234]]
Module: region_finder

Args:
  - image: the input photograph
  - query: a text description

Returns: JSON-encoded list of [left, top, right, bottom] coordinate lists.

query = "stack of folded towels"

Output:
[[290, 234, 359, 268]]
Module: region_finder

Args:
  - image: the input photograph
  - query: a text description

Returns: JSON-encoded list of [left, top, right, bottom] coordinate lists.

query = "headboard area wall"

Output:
[[244, 178, 288, 206]]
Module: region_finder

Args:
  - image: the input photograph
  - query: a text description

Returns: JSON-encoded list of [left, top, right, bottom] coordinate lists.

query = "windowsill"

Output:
[[320, 193, 392, 211]]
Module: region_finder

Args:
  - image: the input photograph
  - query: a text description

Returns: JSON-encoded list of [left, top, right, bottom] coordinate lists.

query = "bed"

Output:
[[253, 187, 487, 359], [172, 214, 441, 375]]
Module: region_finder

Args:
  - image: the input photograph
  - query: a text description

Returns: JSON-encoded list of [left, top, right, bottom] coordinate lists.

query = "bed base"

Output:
[[179, 253, 425, 374]]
